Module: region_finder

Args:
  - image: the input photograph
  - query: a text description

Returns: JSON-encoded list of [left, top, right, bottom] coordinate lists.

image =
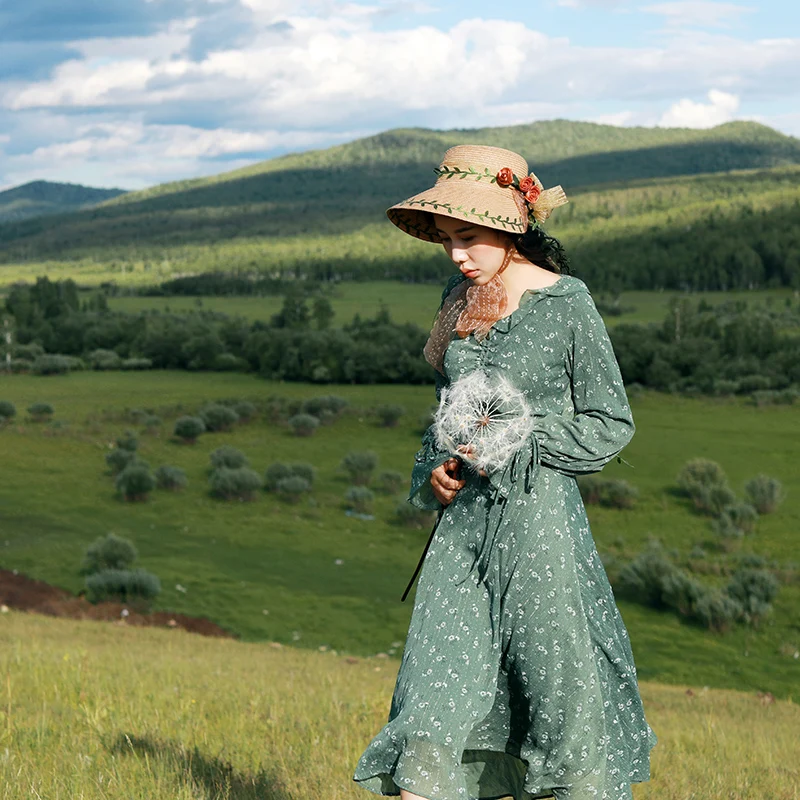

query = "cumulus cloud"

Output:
[[643, 1, 756, 29], [658, 88, 740, 127]]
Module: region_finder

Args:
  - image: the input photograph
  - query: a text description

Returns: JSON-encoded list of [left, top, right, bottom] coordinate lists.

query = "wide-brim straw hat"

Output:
[[387, 144, 567, 244]]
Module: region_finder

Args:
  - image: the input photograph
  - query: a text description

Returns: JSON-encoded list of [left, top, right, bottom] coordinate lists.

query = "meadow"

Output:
[[0, 370, 797, 701], [1, 611, 798, 799]]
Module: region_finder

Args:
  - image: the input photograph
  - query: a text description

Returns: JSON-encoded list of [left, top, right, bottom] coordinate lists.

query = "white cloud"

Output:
[[643, 1, 756, 29], [658, 88, 740, 127]]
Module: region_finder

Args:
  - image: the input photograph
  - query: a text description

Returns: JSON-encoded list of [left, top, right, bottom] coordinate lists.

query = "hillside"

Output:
[[2, 611, 798, 799], [0, 120, 798, 291], [0, 180, 126, 223]]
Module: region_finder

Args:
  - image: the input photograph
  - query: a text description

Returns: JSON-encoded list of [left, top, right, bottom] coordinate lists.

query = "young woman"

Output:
[[353, 145, 658, 800]]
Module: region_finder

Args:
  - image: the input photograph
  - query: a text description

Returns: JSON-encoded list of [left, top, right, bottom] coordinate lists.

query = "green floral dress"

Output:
[[353, 274, 658, 800]]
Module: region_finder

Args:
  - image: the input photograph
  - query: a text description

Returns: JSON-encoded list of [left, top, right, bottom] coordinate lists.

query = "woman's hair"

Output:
[[512, 227, 571, 275]]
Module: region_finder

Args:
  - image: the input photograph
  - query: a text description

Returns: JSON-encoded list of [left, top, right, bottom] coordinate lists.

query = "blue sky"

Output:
[[1, 0, 798, 190]]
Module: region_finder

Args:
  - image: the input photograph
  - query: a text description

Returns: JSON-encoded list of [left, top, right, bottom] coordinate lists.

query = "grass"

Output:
[[0, 371, 798, 700], [1, 611, 799, 799]]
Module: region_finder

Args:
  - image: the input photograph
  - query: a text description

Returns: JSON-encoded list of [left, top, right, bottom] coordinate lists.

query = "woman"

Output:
[[353, 145, 658, 800]]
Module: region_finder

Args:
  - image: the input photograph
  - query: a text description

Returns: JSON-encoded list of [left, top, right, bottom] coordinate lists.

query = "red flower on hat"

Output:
[[519, 176, 534, 193], [525, 186, 542, 205], [496, 167, 514, 187]]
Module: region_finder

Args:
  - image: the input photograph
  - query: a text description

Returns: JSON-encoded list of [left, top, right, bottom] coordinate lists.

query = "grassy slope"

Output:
[[2, 611, 799, 799], [0, 372, 797, 699], [0, 121, 798, 286]]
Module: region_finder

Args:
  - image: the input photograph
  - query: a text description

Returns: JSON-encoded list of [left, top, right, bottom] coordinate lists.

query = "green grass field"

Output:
[[101, 284, 799, 330], [0, 371, 797, 701], [1, 612, 799, 799]]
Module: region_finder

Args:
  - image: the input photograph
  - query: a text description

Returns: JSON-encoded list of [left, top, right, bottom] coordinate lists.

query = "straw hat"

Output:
[[387, 144, 568, 244]]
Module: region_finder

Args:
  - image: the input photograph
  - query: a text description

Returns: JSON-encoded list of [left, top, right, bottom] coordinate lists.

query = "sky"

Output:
[[1, 0, 798, 191]]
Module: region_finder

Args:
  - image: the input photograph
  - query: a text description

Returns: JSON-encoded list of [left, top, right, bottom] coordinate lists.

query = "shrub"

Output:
[[275, 476, 312, 503], [121, 357, 153, 370], [265, 462, 292, 491], [155, 465, 188, 491], [81, 533, 138, 575], [341, 450, 379, 485], [375, 403, 405, 427], [209, 446, 249, 470], [693, 590, 742, 633], [345, 486, 375, 515], [723, 502, 758, 534], [577, 475, 604, 505], [232, 400, 257, 421], [32, 354, 72, 375], [288, 413, 320, 436], [85, 568, 161, 606], [711, 513, 745, 551], [116, 464, 156, 501], [616, 541, 678, 608], [116, 430, 139, 452], [174, 415, 206, 444], [200, 404, 239, 432], [395, 500, 436, 529], [725, 567, 780, 622], [88, 349, 122, 370], [0, 401, 17, 420], [27, 402, 54, 421], [209, 466, 262, 500], [12, 343, 44, 360], [599, 479, 638, 509], [692, 484, 737, 517], [288, 463, 316, 486], [713, 379, 739, 396], [660, 570, 706, 617], [105, 448, 137, 475], [143, 414, 162, 432], [378, 470, 405, 494], [676, 458, 728, 496], [744, 474, 784, 514], [301, 395, 348, 418]]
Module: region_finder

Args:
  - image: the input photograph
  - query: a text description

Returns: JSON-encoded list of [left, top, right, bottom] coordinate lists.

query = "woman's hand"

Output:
[[430, 458, 466, 506]]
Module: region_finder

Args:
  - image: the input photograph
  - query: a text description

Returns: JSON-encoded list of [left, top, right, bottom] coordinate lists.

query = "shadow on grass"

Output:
[[108, 733, 291, 800]]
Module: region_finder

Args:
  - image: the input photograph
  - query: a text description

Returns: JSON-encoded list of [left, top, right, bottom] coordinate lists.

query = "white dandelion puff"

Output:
[[433, 370, 535, 474]]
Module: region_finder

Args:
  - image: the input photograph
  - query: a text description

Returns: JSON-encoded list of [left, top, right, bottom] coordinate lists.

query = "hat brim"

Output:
[[387, 180, 527, 244]]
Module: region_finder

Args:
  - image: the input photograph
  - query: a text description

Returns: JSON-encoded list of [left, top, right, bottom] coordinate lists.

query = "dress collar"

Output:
[[489, 275, 568, 335]]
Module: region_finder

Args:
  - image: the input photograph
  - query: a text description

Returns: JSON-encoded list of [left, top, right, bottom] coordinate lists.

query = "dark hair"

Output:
[[512, 226, 571, 275]]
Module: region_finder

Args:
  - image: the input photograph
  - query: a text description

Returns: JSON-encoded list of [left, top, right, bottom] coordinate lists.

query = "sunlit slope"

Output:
[[0, 120, 798, 275], [1, 612, 798, 800]]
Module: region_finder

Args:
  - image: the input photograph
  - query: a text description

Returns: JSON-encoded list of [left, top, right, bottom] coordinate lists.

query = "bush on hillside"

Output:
[[693, 590, 742, 634], [659, 570, 706, 617], [723, 502, 759, 534], [375, 404, 405, 427], [174, 415, 205, 444], [27, 402, 54, 421], [677, 458, 728, 496], [378, 470, 405, 494], [232, 400, 257, 421], [81, 533, 138, 575], [116, 464, 156, 501], [616, 541, 678, 609], [0, 401, 17, 421], [209, 466, 262, 500], [345, 486, 374, 515], [341, 450, 379, 485], [288, 413, 319, 436], [105, 447, 137, 475], [200, 404, 239, 432], [301, 394, 348, 418], [264, 462, 292, 491], [209, 446, 248, 471], [154, 465, 188, 491], [725, 567, 780, 627], [121, 357, 153, 370], [711, 513, 745, 551], [85, 568, 161, 607], [88, 348, 122, 370], [32, 355, 72, 375], [394, 500, 436, 529], [275, 476, 312, 504], [577, 476, 638, 509], [744, 474, 784, 514], [287, 463, 316, 487], [143, 414, 162, 432], [116, 430, 139, 452]]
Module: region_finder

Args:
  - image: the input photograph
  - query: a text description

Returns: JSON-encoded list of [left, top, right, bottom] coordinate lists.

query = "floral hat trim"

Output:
[[433, 163, 568, 229]]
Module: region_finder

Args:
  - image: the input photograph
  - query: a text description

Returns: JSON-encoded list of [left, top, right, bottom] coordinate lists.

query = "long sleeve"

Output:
[[529, 290, 634, 477]]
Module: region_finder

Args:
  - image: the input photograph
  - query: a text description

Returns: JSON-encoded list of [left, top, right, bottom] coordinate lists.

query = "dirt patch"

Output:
[[0, 569, 234, 639]]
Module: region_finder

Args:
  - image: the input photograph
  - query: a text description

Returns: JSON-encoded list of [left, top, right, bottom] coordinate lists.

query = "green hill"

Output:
[[0, 180, 126, 223], [0, 120, 798, 290]]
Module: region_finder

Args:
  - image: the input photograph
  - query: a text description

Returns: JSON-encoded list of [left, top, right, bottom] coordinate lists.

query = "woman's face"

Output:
[[433, 214, 509, 285]]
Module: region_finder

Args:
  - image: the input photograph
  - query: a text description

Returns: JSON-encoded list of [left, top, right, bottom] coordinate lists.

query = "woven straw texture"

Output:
[[387, 145, 531, 242]]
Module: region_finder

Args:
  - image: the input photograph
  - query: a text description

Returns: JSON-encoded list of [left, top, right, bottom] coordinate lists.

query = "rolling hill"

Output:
[[0, 180, 126, 223], [0, 120, 798, 290]]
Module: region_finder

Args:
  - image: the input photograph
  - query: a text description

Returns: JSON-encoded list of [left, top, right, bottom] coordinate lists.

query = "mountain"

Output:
[[0, 120, 798, 290], [0, 180, 126, 223]]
